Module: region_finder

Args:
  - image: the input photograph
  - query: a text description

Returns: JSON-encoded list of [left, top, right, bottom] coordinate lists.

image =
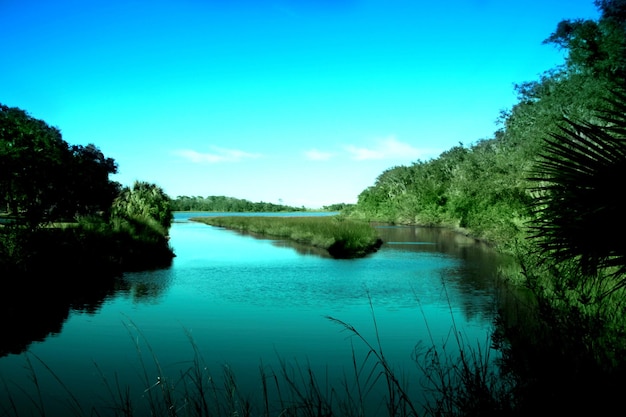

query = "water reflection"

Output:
[[0, 273, 123, 357], [121, 268, 174, 303], [0, 268, 174, 357], [376, 225, 510, 289]]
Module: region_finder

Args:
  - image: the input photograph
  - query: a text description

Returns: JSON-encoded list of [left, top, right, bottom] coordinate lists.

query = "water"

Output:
[[0, 213, 506, 415]]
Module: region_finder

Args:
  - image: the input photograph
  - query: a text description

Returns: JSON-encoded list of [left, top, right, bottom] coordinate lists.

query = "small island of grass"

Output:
[[190, 216, 383, 259]]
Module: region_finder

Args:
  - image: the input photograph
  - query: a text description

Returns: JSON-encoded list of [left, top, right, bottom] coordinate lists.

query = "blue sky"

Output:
[[1, 0, 600, 208]]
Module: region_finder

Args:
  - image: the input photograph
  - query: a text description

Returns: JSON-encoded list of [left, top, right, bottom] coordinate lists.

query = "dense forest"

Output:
[[0, 105, 175, 277], [346, 1, 626, 414]]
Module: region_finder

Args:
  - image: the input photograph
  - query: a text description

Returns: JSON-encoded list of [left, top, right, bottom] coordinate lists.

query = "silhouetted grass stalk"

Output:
[[411, 279, 513, 416]]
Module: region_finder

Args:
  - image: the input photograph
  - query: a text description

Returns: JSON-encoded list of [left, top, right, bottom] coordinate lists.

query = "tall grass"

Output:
[[190, 216, 383, 258]]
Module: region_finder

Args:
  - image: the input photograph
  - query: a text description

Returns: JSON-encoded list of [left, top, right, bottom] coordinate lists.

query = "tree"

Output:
[[112, 181, 173, 233], [543, 0, 626, 80], [0, 104, 69, 227], [60, 144, 120, 219], [1, 104, 121, 227]]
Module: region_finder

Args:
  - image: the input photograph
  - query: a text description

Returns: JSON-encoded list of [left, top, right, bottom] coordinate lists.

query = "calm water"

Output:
[[0, 213, 506, 415]]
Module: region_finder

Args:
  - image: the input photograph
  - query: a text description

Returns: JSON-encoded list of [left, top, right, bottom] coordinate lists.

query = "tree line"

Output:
[[170, 195, 307, 212], [170, 195, 350, 212]]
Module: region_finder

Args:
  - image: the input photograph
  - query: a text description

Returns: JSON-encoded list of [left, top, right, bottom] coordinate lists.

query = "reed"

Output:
[[190, 216, 383, 258]]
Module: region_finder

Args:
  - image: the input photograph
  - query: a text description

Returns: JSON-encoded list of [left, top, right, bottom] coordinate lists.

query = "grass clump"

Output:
[[190, 216, 383, 259]]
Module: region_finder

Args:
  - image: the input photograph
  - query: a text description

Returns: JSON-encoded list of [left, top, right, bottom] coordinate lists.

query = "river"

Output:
[[0, 212, 507, 416]]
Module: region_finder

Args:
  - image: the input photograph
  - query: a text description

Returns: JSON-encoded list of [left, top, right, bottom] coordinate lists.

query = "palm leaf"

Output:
[[528, 89, 626, 282]]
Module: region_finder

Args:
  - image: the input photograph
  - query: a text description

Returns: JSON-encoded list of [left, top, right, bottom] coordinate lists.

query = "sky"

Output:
[[1, 0, 601, 208]]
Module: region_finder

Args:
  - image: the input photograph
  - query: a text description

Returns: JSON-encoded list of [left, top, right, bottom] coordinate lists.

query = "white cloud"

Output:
[[175, 146, 263, 163], [344, 145, 383, 160], [345, 136, 425, 161], [304, 148, 334, 161]]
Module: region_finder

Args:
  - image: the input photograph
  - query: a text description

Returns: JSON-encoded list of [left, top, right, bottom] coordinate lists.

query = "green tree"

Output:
[[112, 181, 173, 233], [543, 0, 626, 80], [1, 104, 69, 227], [1, 104, 121, 227], [61, 144, 120, 219]]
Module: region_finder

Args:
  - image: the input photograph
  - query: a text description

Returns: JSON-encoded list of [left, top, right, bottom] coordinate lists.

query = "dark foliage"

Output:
[[1, 104, 175, 278], [0, 104, 120, 227], [528, 89, 626, 282]]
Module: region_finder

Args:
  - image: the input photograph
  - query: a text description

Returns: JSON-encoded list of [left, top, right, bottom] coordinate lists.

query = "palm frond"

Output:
[[528, 89, 626, 280]]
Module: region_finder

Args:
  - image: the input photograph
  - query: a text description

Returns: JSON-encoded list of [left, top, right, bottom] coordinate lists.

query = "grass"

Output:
[[190, 216, 383, 259]]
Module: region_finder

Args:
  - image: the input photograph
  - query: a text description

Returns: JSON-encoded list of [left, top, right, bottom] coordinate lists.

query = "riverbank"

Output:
[[0, 219, 175, 279], [190, 215, 383, 258]]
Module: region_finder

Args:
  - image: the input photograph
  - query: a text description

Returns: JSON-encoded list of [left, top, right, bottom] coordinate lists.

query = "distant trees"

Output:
[[322, 202, 353, 212], [170, 195, 307, 213]]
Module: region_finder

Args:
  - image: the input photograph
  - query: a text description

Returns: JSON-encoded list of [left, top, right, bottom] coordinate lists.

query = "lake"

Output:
[[0, 212, 507, 416]]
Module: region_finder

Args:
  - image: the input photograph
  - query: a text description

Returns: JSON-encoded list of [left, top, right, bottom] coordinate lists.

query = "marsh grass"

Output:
[[190, 216, 383, 258]]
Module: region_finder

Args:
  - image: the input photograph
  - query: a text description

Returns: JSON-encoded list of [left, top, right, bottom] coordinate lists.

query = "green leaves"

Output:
[[1, 104, 121, 227], [543, 1, 626, 81], [111, 181, 173, 235]]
